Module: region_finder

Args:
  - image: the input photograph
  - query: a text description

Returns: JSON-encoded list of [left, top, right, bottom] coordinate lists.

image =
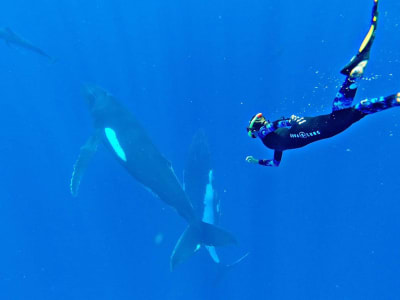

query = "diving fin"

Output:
[[170, 221, 237, 271], [70, 132, 101, 197], [340, 0, 379, 76]]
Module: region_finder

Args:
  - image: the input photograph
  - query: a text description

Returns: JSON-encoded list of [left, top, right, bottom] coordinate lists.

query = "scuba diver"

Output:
[[246, 0, 399, 167]]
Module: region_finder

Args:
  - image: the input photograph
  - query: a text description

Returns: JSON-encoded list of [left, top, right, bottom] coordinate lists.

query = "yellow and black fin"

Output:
[[340, 0, 379, 76]]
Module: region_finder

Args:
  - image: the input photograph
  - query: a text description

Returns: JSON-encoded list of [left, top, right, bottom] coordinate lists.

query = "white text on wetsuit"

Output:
[[290, 131, 321, 139]]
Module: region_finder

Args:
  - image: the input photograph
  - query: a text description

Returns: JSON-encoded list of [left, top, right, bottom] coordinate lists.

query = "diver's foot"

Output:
[[349, 60, 368, 79]]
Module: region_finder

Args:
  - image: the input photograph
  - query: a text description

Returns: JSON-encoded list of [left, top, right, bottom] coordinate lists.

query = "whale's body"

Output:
[[70, 86, 236, 269], [0, 27, 53, 60]]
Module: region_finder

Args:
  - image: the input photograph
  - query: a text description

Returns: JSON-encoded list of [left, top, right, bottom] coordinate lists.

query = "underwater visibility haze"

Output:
[[0, 0, 400, 299]]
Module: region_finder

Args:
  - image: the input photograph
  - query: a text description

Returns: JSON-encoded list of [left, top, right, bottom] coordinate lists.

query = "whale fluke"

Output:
[[170, 221, 236, 270]]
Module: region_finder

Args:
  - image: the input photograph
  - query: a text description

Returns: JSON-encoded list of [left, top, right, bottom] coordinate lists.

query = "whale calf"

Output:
[[184, 130, 221, 263], [184, 130, 248, 269], [70, 86, 236, 270]]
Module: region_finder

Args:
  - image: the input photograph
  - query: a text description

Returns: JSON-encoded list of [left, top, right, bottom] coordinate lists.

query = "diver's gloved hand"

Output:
[[246, 156, 259, 164]]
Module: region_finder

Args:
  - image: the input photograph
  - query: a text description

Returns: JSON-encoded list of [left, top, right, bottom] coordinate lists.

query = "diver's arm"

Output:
[[259, 151, 282, 167], [246, 151, 283, 167], [257, 117, 293, 138], [275, 118, 292, 129], [263, 118, 292, 133]]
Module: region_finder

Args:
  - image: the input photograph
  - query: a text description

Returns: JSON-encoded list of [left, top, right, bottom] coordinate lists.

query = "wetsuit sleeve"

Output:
[[258, 151, 283, 167], [274, 118, 292, 129], [267, 118, 292, 131], [259, 118, 293, 138]]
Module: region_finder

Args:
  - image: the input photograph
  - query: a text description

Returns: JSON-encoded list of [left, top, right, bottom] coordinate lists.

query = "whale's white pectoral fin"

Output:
[[205, 246, 220, 263], [70, 132, 101, 197], [202, 169, 221, 263], [202, 169, 215, 224], [182, 171, 186, 191], [104, 127, 127, 162]]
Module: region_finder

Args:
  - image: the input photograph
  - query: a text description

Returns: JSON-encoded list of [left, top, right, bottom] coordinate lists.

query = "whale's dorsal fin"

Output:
[[70, 131, 101, 197]]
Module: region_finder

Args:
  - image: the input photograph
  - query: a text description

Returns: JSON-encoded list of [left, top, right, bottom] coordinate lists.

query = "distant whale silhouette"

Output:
[[70, 85, 237, 270], [184, 130, 249, 268], [0, 27, 53, 61]]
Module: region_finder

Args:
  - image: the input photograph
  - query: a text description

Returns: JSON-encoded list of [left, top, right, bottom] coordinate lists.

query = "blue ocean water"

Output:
[[0, 0, 400, 299]]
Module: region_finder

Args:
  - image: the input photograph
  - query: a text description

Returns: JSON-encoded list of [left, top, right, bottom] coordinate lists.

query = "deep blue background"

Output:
[[1, 0, 400, 299]]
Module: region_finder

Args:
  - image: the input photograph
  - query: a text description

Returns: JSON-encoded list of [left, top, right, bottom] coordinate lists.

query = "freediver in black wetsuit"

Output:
[[246, 0, 400, 167]]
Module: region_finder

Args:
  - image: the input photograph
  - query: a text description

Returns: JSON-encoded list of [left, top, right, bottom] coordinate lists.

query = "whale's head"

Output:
[[83, 85, 111, 113]]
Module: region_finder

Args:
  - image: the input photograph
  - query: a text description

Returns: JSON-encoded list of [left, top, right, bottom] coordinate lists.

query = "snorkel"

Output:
[[247, 113, 265, 138]]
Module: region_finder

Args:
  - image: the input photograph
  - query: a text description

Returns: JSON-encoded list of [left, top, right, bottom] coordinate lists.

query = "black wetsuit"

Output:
[[262, 108, 365, 151], [255, 91, 400, 167]]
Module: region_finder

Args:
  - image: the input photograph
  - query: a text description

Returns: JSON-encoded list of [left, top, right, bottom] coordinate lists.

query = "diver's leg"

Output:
[[332, 76, 360, 112], [354, 93, 400, 114], [332, 0, 379, 112]]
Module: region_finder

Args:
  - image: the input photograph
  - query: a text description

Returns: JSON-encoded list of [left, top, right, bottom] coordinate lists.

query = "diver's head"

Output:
[[247, 113, 267, 138]]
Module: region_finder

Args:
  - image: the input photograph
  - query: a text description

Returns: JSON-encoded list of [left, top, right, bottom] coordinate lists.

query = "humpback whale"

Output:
[[0, 27, 53, 61], [184, 130, 248, 267], [184, 130, 221, 263], [70, 86, 236, 270]]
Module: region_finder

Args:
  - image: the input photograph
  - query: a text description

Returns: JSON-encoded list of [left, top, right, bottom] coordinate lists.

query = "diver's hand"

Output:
[[246, 156, 259, 164]]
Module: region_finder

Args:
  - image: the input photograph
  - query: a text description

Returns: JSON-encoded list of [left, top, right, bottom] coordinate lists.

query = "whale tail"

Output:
[[170, 221, 237, 271]]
